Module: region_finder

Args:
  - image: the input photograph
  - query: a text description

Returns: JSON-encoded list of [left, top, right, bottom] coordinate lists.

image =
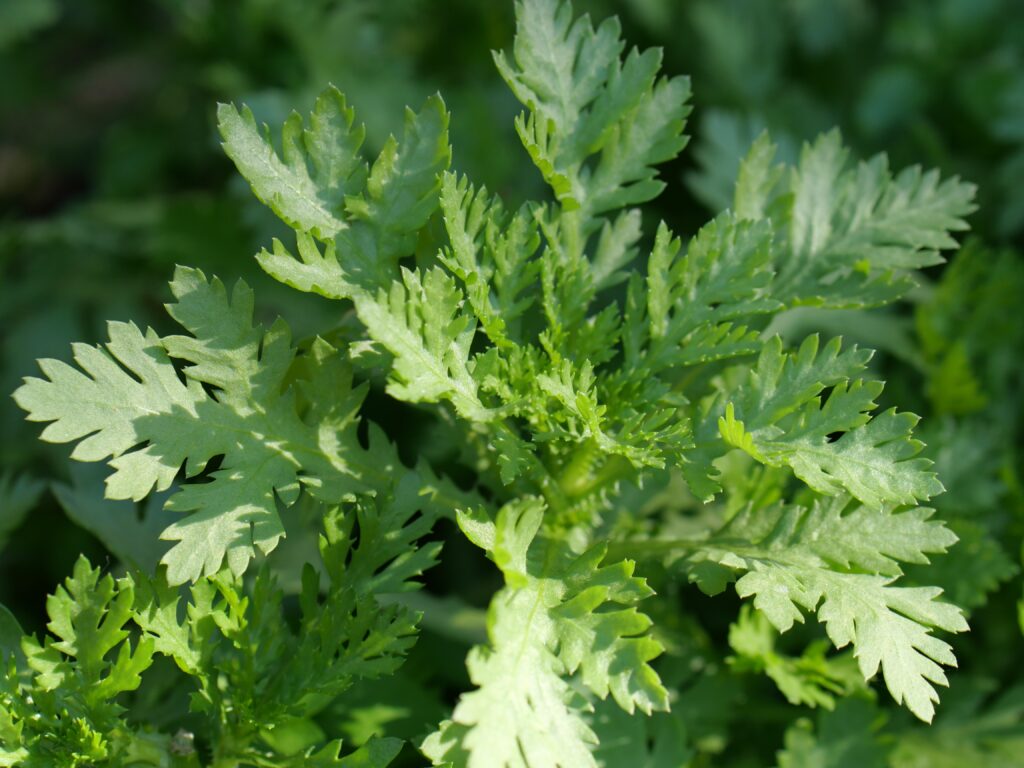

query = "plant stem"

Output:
[[604, 537, 707, 563]]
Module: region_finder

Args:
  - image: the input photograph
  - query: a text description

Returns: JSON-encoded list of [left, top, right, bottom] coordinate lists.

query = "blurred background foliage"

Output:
[[1, 0, 1022, 765]]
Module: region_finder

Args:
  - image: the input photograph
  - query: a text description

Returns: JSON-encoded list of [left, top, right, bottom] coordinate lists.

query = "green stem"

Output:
[[210, 725, 255, 768], [558, 442, 636, 499], [558, 438, 601, 496], [538, 469, 571, 517], [604, 537, 707, 563], [560, 206, 585, 262]]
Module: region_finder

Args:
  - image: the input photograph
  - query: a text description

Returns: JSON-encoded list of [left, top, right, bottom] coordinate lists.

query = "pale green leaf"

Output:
[[345, 95, 451, 257], [685, 497, 965, 721], [355, 267, 490, 422], [14, 267, 391, 583], [219, 86, 365, 240], [734, 130, 976, 308], [718, 335, 943, 508], [237, 88, 451, 298], [424, 498, 666, 767], [495, 0, 690, 220]]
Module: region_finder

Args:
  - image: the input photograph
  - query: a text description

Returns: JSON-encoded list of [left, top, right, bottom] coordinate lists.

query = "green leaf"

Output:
[[344, 95, 451, 258], [13, 317, 203, 498], [685, 497, 965, 722], [219, 86, 366, 240], [36, 557, 154, 703], [355, 267, 490, 422], [1, 559, 155, 763], [132, 574, 202, 679], [495, 0, 690, 220], [438, 172, 541, 347], [423, 498, 666, 767], [14, 267, 393, 583], [136, 474, 441, 737], [776, 699, 889, 768], [257, 230, 354, 300], [734, 130, 976, 308], [728, 605, 864, 710], [536, 358, 690, 470], [239, 88, 451, 298], [627, 214, 779, 374], [718, 335, 943, 508]]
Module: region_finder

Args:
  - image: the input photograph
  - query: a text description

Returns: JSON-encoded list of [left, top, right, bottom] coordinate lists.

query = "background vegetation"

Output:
[[2, 0, 1021, 764]]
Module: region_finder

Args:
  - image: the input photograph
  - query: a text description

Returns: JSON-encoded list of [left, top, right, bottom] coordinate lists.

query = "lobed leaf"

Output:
[[424, 498, 667, 766], [686, 497, 965, 721], [734, 130, 977, 308]]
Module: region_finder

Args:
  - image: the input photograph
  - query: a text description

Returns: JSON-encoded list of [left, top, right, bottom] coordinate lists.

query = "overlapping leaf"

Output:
[[14, 267, 391, 583], [226, 89, 451, 296], [423, 498, 666, 767], [494, 0, 691, 219], [734, 130, 976, 308], [0, 558, 155, 764], [438, 172, 541, 348], [355, 267, 490, 423], [712, 335, 943, 508], [9, 0, 992, 761], [728, 606, 864, 710], [623, 214, 779, 374], [219, 87, 366, 240], [685, 496, 965, 721], [135, 473, 441, 747]]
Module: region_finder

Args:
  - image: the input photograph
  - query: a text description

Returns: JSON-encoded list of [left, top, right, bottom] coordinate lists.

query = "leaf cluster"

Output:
[[3, 0, 1018, 766]]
